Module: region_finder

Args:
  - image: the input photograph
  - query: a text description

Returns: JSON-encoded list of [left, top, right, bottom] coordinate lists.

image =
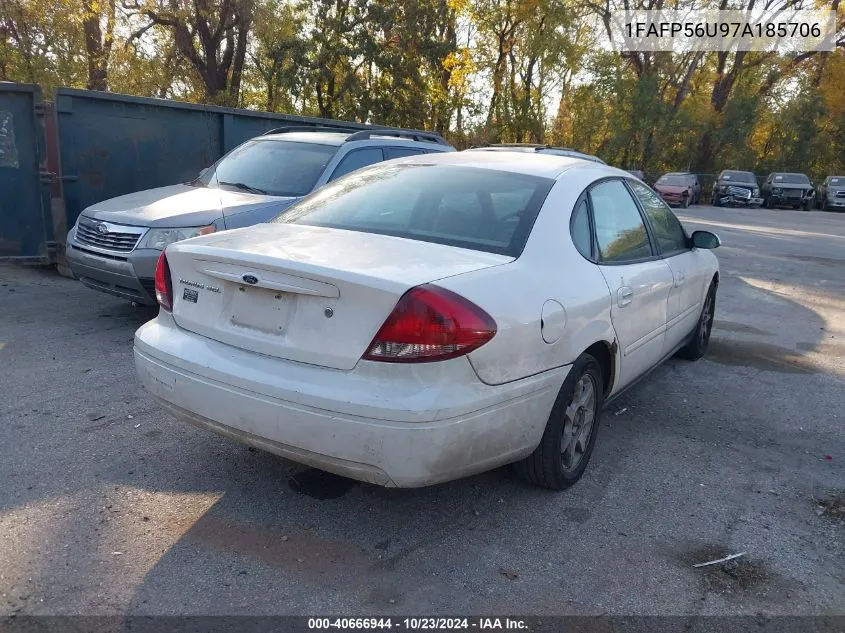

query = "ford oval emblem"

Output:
[[242, 274, 258, 285]]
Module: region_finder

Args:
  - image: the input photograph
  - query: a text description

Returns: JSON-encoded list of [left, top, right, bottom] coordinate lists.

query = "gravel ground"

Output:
[[0, 205, 843, 616]]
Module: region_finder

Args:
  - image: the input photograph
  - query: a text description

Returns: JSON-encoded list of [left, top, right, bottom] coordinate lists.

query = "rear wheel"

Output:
[[515, 354, 603, 490], [677, 282, 716, 361]]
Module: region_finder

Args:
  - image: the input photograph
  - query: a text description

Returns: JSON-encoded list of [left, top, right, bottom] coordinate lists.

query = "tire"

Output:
[[712, 194, 720, 207], [677, 282, 716, 361], [764, 196, 772, 209], [515, 354, 604, 490], [682, 195, 690, 209]]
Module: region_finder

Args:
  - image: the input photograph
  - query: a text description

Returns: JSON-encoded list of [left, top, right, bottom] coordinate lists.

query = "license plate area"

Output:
[[229, 285, 294, 335]]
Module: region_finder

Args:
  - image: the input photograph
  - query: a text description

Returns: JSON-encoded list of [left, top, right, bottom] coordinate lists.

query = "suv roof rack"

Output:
[[263, 124, 363, 136], [491, 143, 545, 148], [490, 143, 583, 152], [345, 128, 449, 146]]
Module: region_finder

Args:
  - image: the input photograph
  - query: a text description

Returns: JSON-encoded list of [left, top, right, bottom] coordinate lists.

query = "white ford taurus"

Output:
[[134, 151, 720, 489]]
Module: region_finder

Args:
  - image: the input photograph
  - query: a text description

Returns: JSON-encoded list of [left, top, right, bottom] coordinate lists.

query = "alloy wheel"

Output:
[[561, 374, 598, 473]]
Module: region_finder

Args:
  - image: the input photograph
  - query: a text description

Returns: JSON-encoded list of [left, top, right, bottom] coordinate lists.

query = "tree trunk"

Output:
[[82, 0, 114, 91]]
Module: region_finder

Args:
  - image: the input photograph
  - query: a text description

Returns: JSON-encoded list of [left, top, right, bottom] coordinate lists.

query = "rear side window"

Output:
[[589, 180, 653, 263], [384, 147, 425, 160], [570, 199, 592, 259], [628, 181, 688, 255], [329, 148, 384, 181], [276, 164, 554, 256]]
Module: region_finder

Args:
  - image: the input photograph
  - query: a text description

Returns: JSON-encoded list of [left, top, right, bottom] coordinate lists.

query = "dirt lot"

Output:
[[1, 205, 843, 616]]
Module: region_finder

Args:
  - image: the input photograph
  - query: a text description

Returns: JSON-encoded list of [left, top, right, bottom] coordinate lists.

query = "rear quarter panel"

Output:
[[436, 168, 616, 386]]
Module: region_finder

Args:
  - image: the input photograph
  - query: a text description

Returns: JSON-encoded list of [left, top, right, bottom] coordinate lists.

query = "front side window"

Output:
[[275, 164, 554, 256], [196, 139, 338, 197], [589, 180, 653, 263], [628, 181, 688, 255], [329, 148, 384, 181]]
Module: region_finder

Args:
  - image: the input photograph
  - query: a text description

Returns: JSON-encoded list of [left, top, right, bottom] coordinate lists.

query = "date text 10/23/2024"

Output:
[[307, 618, 528, 630]]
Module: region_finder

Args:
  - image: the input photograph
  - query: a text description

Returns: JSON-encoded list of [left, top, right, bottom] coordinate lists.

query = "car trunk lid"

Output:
[[164, 224, 512, 370]]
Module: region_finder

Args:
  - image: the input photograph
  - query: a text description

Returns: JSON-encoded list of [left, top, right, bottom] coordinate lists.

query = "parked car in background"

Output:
[[711, 170, 762, 207], [135, 151, 721, 490], [66, 127, 453, 305], [653, 173, 696, 208], [761, 172, 815, 210], [664, 172, 701, 204], [467, 144, 606, 164], [816, 176, 845, 211]]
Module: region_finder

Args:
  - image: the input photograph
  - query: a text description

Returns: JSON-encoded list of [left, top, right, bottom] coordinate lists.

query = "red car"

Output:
[[653, 173, 695, 208]]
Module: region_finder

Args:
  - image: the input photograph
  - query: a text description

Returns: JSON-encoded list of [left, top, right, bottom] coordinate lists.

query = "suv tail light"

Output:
[[154, 251, 173, 311], [363, 285, 496, 363]]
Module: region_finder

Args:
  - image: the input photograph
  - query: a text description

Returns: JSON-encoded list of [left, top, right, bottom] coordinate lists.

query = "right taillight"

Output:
[[154, 251, 173, 311], [363, 284, 496, 363]]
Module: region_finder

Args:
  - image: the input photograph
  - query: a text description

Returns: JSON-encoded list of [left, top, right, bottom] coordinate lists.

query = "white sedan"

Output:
[[134, 152, 720, 489]]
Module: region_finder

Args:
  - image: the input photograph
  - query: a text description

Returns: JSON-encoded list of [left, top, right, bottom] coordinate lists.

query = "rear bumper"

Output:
[[134, 315, 565, 487], [66, 231, 160, 305]]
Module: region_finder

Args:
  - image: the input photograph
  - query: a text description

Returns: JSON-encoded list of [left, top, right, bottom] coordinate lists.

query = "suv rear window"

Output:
[[197, 139, 338, 197], [275, 164, 554, 256]]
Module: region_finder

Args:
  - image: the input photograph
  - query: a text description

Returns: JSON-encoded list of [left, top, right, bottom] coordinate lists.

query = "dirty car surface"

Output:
[[134, 152, 720, 490]]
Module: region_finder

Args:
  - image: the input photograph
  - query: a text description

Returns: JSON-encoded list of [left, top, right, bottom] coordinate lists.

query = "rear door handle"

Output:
[[674, 271, 685, 287], [617, 286, 633, 307]]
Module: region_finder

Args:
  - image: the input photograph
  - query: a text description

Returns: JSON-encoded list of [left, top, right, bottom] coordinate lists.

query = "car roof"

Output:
[[395, 149, 623, 180], [466, 146, 605, 164], [771, 172, 808, 176]]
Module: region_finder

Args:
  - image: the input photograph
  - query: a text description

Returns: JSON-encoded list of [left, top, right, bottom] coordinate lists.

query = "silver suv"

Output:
[[66, 127, 453, 305]]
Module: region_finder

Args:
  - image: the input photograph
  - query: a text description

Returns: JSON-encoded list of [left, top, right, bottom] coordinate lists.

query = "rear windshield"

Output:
[[197, 139, 338, 197], [656, 175, 687, 186], [773, 173, 810, 184], [720, 171, 756, 183], [274, 164, 554, 256]]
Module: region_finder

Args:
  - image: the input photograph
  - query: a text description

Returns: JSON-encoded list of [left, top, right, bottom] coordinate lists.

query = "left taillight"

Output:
[[362, 284, 496, 363], [154, 251, 173, 311]]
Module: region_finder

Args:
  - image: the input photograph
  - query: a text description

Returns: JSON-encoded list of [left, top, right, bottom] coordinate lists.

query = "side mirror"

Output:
[[692, 230, 720, 249]]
